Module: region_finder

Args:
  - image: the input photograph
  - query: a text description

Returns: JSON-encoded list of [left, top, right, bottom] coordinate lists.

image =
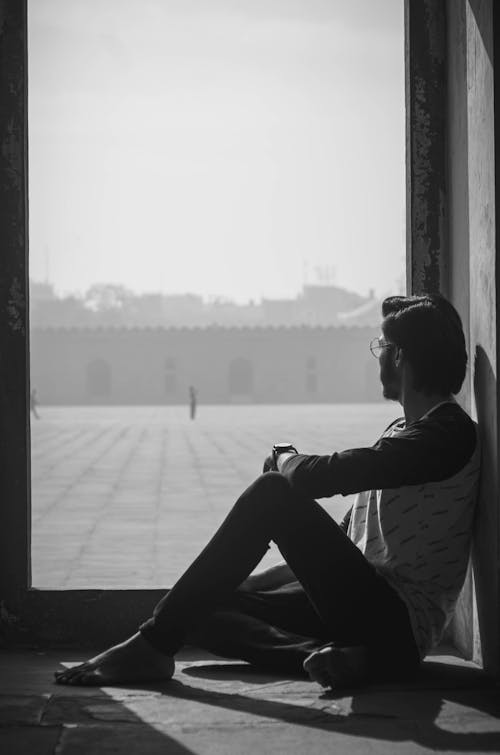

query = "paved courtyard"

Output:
[[31, 403, 396, 589]]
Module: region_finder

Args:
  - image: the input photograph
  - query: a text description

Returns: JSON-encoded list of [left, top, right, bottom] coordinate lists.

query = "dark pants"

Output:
[[140, 473, 420, 678]]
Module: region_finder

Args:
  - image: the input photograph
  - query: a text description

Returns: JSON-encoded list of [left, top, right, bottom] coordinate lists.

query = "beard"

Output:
[[380, 360, 400, 401]]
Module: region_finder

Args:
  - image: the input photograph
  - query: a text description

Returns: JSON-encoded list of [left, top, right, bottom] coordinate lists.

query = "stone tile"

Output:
[[0, 694, 49, 725], [57, 723, 197, 755], [43, 695, 140, 725], [0, 726, 61, 755], [0, 651, 101, 697]]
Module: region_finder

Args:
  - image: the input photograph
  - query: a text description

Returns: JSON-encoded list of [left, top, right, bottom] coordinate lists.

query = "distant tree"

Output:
[[84, 284, 134, 313]]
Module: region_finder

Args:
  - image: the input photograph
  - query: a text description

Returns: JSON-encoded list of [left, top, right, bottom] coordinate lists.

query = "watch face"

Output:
[[273, 443, 294, 453]]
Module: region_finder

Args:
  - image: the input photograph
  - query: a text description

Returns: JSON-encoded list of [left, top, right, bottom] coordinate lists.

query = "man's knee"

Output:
[[240, 471, 293, 512], [254, 471, 293, 498]]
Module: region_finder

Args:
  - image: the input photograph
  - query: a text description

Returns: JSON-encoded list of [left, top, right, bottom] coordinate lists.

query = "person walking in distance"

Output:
[[189, 386, 197, 420], [55, 294, 480, 690]]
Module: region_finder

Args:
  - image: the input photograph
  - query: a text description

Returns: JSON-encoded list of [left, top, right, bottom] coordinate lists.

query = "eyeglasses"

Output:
[[370, 337, 393, 358]]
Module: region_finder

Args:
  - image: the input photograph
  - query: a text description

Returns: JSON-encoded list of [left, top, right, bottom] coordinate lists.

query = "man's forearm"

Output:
[[276, 452, 297, 473], [276, 406, 477, 499]]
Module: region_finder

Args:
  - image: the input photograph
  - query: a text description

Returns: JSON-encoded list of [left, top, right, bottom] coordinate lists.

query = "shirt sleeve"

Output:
[[280, 405, 476, 499]]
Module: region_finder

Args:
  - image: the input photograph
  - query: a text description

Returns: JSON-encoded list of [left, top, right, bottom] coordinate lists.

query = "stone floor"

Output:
[[31, 403, 395, 588], [1, 648, 499, 754]]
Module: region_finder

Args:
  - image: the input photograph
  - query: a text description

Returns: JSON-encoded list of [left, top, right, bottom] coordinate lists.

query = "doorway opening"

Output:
[[28, 0, 405, 589]]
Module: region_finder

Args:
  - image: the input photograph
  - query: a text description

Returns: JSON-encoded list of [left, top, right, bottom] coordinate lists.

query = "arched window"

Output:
[[228, 357, 254, 397], [165, 357, 176, 394], [86, 358, 111, 397]]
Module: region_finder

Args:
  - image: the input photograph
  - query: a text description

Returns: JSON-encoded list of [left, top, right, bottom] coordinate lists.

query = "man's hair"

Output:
[[381, 294, 467, 395]]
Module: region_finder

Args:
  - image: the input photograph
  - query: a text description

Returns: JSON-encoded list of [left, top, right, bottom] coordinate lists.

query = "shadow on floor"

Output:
[[175, 659, 500, 752]]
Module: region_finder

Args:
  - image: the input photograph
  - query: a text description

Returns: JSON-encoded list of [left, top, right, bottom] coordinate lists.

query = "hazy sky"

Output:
[[28, 0, 405, 302]]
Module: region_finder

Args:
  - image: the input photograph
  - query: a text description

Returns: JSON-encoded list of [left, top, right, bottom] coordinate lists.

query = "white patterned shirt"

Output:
[[347, 407, 480, 657], [281, 400, 480, 658]]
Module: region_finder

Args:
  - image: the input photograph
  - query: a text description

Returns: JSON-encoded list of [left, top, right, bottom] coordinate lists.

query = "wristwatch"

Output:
[[272, 442, 298, 469]]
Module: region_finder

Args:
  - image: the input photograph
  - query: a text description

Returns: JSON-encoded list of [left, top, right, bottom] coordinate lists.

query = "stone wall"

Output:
[[406, 0, 499, 673], [30, 325, 382, 405]]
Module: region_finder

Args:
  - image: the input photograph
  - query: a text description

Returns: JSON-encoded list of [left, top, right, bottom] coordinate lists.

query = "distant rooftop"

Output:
[[29, 280, 382, 329]]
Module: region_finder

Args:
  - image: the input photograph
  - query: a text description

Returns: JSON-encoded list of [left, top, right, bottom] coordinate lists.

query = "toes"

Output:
[[54, 672, 78, 685], [304, 652, 332, 687], [54, 668, 73, 679], [303, 645, 350, 689], [304, 662, 333, 687], [303, 646, 331, 673], [67, 673, 91, 686], [55, 673, 76, 686], [68, 668, 118, 687], [69, 665, 99, 684], [53, 662, 92, 685], [54, 670, 72, 684], [307, 645, 368, 689], [66, 670, 94, 686]]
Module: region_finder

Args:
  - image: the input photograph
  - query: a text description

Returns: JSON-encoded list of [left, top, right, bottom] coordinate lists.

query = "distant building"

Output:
[[338, 295, 383, 327], [261, 284, 369, 327], [28, 280, 381, 329], [30, 325, 383, 405]]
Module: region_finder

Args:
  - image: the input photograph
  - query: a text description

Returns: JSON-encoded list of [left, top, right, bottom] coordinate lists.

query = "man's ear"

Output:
[[394, 346, 404, 367]]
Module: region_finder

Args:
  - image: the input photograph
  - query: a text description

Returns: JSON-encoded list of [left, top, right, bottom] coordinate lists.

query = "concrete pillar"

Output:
[[405, 0, 448, 295], [407, 0, 499, 674], [0, 0, 30, 596], [465, 0, 498, 676], [445, 0, 474, 660]]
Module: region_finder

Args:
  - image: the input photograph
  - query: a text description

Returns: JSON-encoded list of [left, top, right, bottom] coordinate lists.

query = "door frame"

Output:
[[1, 1, 498, 671]]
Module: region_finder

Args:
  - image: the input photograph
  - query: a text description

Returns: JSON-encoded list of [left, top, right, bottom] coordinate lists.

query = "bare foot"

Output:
[[303, 644, 368, 689], [54, 632, 175, 686]]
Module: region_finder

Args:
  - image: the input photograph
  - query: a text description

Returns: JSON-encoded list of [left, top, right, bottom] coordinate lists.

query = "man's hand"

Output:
[[240, 563, 297, 592], [263, 444, 299, 473], [239, 574, 262, 592], [262, 454, 276, 473]]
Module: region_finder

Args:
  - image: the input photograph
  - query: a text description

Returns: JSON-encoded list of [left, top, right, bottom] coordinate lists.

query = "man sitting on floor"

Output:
[[55, 293, 480, 689]]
